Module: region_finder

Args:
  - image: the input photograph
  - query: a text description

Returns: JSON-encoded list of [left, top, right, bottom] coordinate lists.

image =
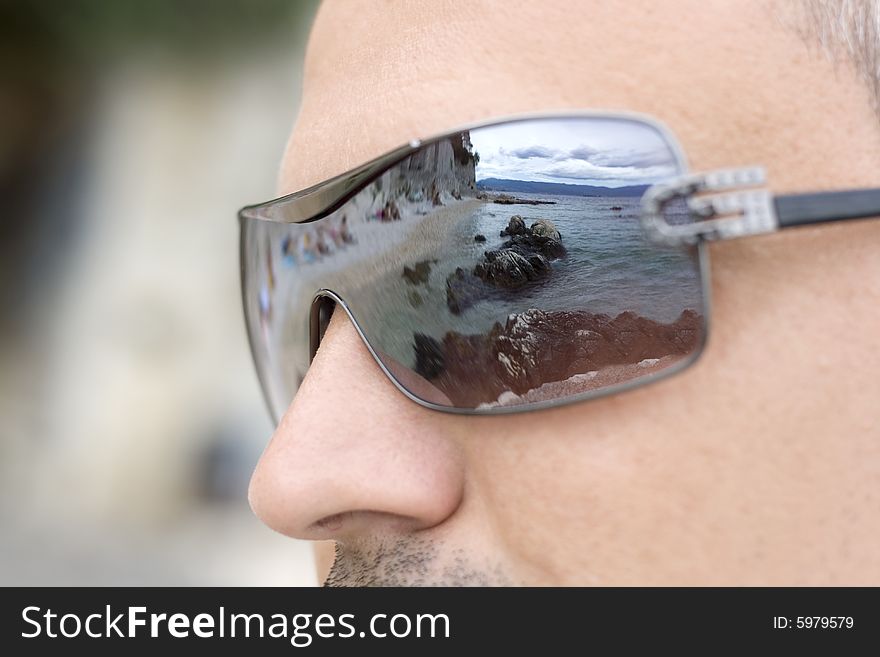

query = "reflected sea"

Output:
[[350, 193, 703, 367]]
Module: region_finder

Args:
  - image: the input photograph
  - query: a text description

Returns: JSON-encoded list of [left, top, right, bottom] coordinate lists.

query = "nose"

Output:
[[248, 307, 465, 540]]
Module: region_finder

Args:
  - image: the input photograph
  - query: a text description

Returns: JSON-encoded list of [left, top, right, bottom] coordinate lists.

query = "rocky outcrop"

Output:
[[445, 267, 495, 315], [473, 249, 550, 287], [498, 216, 563, 256], [492, 193, 556, 206], [398, 132, 477, 201], [499, 215, 527, 237], [413, 333, 445, 380], [412, 308, 702, 406], [337, 131, 481, 238], [446, 216, 565, 314], [529, 219, 560, 240], [498, 231, 566, 260]]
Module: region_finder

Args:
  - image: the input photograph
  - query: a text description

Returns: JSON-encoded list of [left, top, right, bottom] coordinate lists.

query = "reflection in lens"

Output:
[[241, 117, 705, 416]]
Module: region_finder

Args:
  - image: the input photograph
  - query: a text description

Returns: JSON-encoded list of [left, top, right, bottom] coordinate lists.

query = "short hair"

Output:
[[792, 0, 880, 111]]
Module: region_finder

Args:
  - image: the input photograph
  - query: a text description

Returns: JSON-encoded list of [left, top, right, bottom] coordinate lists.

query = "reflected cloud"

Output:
[[508, 145, 559, 159], [544, 161, 675, 182], [473, 117, 677, 187]]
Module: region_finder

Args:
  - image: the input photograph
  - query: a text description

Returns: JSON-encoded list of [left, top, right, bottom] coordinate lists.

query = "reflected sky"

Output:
[[471, 118, 678, 186]]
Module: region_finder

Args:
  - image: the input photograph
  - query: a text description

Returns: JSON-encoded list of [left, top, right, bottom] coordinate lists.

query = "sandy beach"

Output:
[[268, 195, 486, 381], [318, 196, 485, 293]]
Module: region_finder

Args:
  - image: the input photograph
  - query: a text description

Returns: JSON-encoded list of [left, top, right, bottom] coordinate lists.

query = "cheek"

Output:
[[461, 293, 877, 585], [458, 371, 764, 583], [461, 403, 675, 582]]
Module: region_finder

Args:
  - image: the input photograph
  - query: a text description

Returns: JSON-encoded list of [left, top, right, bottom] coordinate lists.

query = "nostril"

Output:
[[309, 295, 337, 362], [313, 511, 350, 532], [309, 510, 426, 539]]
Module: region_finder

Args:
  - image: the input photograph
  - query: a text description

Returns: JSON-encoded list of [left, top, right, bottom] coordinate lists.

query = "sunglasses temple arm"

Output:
[[774, 188, 880, 229], [642, 168, 880, 245]]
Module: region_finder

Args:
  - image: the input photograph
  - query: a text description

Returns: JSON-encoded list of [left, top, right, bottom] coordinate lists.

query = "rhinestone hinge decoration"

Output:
[[641, 166, 779, 246]]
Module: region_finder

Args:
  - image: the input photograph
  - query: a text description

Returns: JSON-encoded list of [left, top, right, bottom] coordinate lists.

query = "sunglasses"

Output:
[[239, 112, 880, 419]]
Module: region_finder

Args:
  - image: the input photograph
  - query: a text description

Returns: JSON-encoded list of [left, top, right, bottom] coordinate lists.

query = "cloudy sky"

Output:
[[470, 117, 680, 187]]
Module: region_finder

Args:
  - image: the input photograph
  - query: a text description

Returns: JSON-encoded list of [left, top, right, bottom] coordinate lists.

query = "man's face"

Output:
[[248, 0, 880, 585]]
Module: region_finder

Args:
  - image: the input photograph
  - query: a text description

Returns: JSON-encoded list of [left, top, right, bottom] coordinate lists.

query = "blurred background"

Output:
[[0, 0, 320, 585]]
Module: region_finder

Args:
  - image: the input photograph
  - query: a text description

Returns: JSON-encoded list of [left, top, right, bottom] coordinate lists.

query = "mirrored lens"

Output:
[[241, 116, 706, 417]]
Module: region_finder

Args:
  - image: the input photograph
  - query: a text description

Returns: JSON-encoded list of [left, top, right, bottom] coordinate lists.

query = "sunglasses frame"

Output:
[[239, 110, 879, 417]]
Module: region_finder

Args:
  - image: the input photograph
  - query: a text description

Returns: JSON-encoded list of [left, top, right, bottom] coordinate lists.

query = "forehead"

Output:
[[279, 0, 863, 194]]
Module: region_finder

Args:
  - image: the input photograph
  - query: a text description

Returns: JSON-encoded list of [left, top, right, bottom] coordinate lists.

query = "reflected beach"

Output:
[[242, 117, 706, 412]]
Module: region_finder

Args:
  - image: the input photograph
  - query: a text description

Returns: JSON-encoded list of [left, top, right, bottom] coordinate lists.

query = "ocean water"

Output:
[[348, 193, 704, 366]]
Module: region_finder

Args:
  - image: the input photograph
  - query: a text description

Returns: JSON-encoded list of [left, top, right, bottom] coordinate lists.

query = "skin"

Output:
[[248, 0, 880, 585]]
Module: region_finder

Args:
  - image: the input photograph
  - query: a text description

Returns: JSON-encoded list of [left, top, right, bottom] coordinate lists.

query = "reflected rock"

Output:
[[445, 267, 494, 315], [500, 231, 565, 260], [492, 194, 557, 206], [418, 308, 702, 406], [413, 333, 445, 380], [500, 216, 565, 259], [529, 218, 560, 241], [474, 249, 550, 287], [500, 215, 527, 237], [446, 216, 565, 314], [402, 259, 437, 286]]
